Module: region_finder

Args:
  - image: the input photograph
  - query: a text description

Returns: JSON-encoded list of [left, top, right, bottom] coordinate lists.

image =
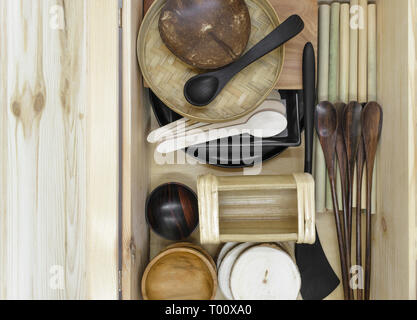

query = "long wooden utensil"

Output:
[[362, 102, 383, 300], [343, 103, 363, 247], [334, 102, 351, 299], [356, 132, 366, 300], [315, 101, 349, 300]]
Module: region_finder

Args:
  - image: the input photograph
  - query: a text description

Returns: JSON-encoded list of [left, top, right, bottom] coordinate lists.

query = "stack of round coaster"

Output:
[[216, 242, 301, 300]]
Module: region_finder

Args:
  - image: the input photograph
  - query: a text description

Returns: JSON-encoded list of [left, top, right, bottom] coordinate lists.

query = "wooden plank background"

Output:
[[0, 0, 119, 299]]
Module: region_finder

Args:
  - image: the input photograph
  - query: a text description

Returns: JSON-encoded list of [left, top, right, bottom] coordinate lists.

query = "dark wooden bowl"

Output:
[[146, 183, 199, 240], [159, 0, 251, 69]]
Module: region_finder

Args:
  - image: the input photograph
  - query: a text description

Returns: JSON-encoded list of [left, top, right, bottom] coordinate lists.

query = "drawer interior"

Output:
[[122, 0, 417, 300]]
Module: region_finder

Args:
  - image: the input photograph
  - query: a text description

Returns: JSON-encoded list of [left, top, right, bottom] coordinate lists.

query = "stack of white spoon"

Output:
[[147, 91, 288, 153]]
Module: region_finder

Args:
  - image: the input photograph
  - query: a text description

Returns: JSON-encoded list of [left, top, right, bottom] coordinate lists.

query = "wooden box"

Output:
[[0, 0, 416, 300], [197, 174, 316, 245]]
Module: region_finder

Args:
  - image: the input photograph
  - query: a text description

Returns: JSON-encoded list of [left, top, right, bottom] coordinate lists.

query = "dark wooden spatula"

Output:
[[295, 43, 340, 301]]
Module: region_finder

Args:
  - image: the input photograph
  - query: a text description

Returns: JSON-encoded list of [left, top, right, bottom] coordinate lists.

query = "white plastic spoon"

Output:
[[148, 99, 286, 144], [156, 110, 288, 154]]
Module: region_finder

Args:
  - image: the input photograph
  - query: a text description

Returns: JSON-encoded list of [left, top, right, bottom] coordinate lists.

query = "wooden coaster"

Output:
[[230, 244, 301, 300], [217, 243, 256, 300]]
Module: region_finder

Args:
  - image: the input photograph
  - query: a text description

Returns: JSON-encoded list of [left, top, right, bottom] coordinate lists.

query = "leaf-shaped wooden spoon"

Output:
[[362, 101, 383, 300]]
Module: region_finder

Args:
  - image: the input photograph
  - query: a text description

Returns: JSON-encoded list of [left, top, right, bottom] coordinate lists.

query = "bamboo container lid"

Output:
[[138, 0, 284, 123]]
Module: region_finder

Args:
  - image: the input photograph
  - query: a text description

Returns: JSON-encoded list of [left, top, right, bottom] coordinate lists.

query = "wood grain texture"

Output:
[[121, 0, 150, 300], [142, 247, 217, 300], [144, 0, 318, 90], [0, 0, 119, 299], [373, 0, 416, 300]]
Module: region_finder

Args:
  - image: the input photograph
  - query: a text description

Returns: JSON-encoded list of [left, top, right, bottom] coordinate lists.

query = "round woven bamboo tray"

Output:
[[138, 0, 284, 123]]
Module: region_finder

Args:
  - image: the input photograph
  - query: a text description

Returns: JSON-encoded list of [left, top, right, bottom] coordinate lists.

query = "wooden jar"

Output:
[[197, 174, 316, 245]]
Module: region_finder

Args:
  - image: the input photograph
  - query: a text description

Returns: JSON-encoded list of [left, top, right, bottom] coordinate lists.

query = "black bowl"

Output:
[[146, 183, 199, 241]]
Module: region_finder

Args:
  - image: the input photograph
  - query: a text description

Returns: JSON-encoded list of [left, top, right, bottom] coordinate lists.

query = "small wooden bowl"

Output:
[[164, 242, 216, 270], [138, 0, 284, 123], [146, 183, 199, 241], [159, 0, 251, 70], [142, 247, 218, 300]]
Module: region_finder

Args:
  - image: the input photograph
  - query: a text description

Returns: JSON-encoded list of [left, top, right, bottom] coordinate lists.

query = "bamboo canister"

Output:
[[197, 174, 316, 245], [138, 0, 284, 123]]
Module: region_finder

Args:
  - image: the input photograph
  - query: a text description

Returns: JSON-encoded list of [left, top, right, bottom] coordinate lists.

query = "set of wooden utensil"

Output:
[[315, 101, 383, 300]]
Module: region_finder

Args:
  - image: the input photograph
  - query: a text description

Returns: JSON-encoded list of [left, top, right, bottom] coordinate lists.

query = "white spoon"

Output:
[[156, 110, 287, 154], [148, 99, 286, 143]]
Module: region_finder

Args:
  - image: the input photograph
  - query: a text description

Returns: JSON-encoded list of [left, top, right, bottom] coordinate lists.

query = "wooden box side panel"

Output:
[[373, 0, 416, 300], [121, 0, 150, 300], [0, 0, 120, 299]]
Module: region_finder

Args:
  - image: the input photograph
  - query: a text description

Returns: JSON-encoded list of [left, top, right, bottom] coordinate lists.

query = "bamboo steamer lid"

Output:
[[142, 247, 217, 300], [138, 0, 284, 123], [159, 0, 251, 70]]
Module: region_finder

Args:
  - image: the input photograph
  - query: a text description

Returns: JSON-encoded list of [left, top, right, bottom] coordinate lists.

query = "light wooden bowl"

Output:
[[138, 0, 284, 123], [142, 247, 218, 300], [163, 242, 216, 270]]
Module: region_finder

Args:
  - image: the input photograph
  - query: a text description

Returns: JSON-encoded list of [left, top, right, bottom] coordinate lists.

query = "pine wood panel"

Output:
[[0, 0, 119, 299], [143, 0, 318, 90], [372, 0, 417, 300], [121, 0, 151, 300]]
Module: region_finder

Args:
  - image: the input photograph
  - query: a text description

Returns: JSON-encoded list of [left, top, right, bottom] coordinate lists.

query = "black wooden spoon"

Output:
[[184, 15, 305, 106]]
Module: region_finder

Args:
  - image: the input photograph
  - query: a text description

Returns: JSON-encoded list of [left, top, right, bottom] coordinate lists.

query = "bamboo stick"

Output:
[[315, 4, 331, 213], [368, 4, 377, 215], [350, 0, 359, 207], [358, 0, 368, 208], [349, 0, 359, 102], [327, 2, 340, 210], [358, 0, 368, 103], [336, 4, 350, 210], [339, 4, 350, 103]]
